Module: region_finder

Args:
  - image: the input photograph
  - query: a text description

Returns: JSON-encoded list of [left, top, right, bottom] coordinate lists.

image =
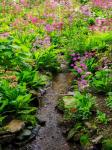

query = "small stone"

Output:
[[22, 129, 32, 137], [27, 126, 33, 130], [5, 120, 25, 133], [16, 129, 32, 141], [85, 122, 92, 129], [67, 91, 74, 96], [91, 135, 103, 144], [32, 125, 41, 135]]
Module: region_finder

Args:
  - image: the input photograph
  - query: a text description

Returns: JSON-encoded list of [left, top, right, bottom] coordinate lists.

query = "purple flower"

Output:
[[80, 63, 85, 67], [85, 72, 92, 76], [80, 79, 88, 85], [73, 57, 77, 61], [53, 22, 63, 30], [81, 75, 85, 79], [43, 36, 51, 47], [74, 66, 78, 70], [77, 68, 83, 73], [80, 63, 87, 70], [70, 64, 74, 67], [77, 56, 80, 60], [80, 5, 91, 16], [45, 24, 54, 32], [71, 53, 76, 57], [31, 17, 38, 24]]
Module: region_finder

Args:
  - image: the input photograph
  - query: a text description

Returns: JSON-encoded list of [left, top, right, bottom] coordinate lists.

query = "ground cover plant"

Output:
[[0, 0, 112, 149]]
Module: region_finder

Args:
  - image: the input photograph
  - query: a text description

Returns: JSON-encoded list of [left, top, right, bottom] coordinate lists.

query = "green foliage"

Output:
[[80, 134, 89, 146], [73, 92, 95, 120], [85, 32, 112, 52], [80, 0, 89, 4], [67, 123, 83, 140], [96, 111, 108, 124], [0, 37, 14, 69], [0, 80, 36, 125], [87, 17, 95, 25], [34, 47, 60, 72], [90, 69, 112, 94], [18, 70, 48, 89], [62, 92, 95, 121], [85, 57, 98, 73], [62, 19, 89, 53], [106, 92, 112, 109], [102, 138, 112, 150]]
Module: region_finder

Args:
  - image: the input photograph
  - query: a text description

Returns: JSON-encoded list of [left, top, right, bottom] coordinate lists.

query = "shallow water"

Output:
[[20, 72, 73, 150]]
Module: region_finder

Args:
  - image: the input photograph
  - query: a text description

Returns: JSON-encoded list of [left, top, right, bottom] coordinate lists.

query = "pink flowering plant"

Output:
[[70, 51, 97, 91], [92, 0, 112, 9]]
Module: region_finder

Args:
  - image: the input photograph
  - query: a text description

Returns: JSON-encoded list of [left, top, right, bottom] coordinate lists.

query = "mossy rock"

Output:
[[63, 96, 76, 109], [102, 138, 112, 150], [57, 96, 76, 111]]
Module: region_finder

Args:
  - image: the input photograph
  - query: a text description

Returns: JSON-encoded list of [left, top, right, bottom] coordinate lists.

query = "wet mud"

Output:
[[20, 72, 73, 150]]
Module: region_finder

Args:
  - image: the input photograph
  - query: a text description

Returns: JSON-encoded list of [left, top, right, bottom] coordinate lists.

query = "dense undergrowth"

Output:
[[0, 0, 112, 149]]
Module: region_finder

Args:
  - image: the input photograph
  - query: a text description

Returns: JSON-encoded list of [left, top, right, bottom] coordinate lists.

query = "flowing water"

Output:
[[20, 72, 73, 150]]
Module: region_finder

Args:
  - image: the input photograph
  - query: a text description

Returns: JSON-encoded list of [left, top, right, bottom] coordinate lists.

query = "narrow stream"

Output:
[[22, 72, 73, 150]]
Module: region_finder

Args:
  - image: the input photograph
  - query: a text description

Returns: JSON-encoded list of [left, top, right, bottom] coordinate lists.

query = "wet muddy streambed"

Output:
[[3, 72, 73, 150], [23, 72, 73, 150]]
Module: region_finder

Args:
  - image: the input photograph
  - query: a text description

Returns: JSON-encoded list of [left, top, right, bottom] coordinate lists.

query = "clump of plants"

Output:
[[106, 92, 112, 109], [58, 91, 95, 121], [0, 80, 37, 126], [90, 69, 112, 94], [96, 111, 108, 124], [18, 69, 48, 90]]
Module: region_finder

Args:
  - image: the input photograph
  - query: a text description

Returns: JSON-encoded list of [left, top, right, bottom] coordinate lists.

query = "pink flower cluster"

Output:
[[33, 36, 51, 48], [70, 51, 95, 69], [29, 16, 38, 24], [45, 22, 63, 32], [92, 0, 112, 9], [19, 0, 28, 7], [0, 32, 10, 38], [70, 52, 95, 90], [80, 5, 91, 16], [78, 79, 89, 91], [89, 18, 112, 32]]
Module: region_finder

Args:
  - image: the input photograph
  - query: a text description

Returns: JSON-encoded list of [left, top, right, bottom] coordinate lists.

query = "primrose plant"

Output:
[[62, 91, 95, 121]]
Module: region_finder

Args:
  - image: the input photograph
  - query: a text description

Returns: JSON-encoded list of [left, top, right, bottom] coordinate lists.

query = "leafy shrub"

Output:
[[0, 80, 36, 126], [0, 37, 15, 69], [62, 19, 89, 53], [102, 138, 112, 150], [34, 47, 60, 72], [18, 70, 48, 89], [85, 57, 98, 73], [96, 111, 108, 124], [61, 91, 95, 121], [106, 92, 112, 109], [90, 69, 112, 94], [80, 0, 89, 4], [85, 32, 112, 52]]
